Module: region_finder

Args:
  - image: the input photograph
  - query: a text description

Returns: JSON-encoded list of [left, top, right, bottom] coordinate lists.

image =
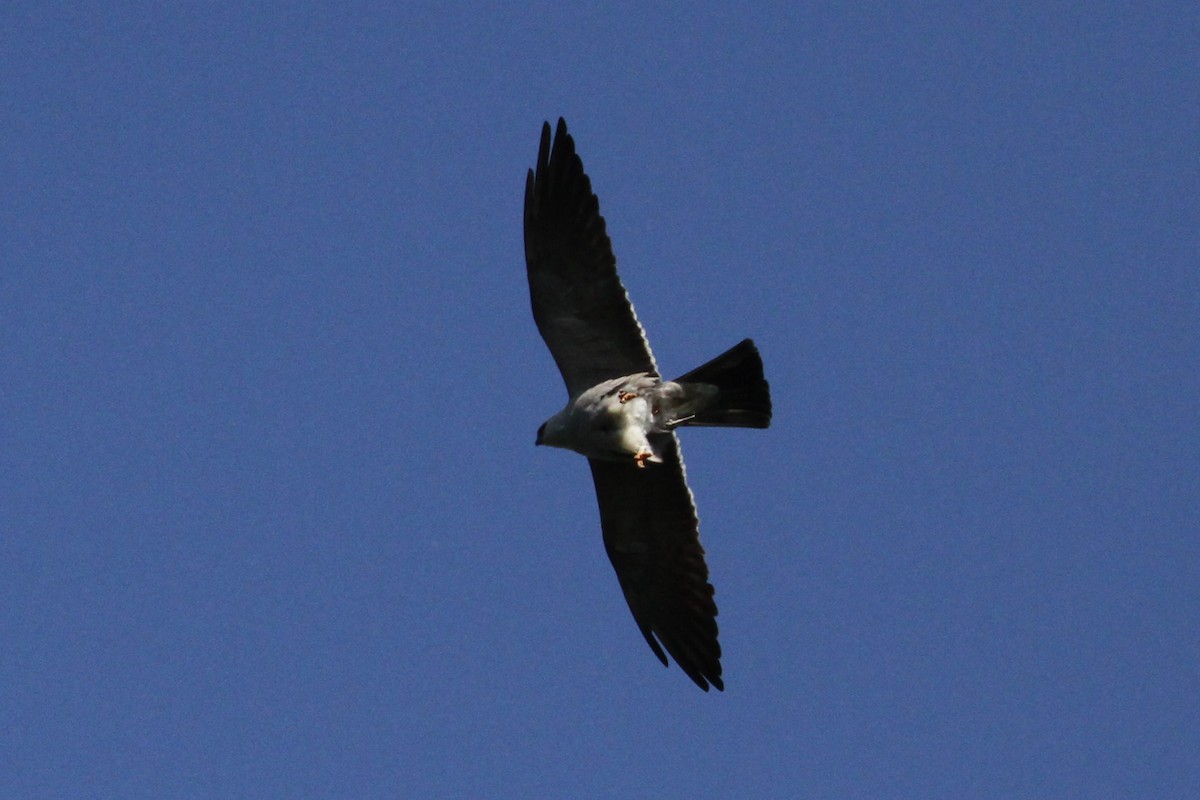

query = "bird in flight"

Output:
[[524, 118, 772, 691]]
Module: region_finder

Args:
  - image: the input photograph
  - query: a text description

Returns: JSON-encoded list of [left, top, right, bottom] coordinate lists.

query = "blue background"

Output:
[[4, 3, 1197, 797]]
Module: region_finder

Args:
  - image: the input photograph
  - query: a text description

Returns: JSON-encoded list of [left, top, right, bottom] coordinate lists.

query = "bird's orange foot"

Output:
[[634, 451, 652, 468], [619, 392, 637, 404]]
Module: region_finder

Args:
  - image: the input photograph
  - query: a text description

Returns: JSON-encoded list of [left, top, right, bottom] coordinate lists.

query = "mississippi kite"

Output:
[[524, 118, 772, 691]]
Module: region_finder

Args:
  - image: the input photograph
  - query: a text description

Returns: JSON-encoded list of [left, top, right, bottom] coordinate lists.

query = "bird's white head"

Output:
[[535, 408, 573, 450]]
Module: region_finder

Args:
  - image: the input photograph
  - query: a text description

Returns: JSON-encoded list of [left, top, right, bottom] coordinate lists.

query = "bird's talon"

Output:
[[619, 392, 637, 404]]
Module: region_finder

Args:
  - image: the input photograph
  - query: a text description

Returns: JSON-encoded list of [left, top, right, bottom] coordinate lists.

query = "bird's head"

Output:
[[536, 409, 573, 450]]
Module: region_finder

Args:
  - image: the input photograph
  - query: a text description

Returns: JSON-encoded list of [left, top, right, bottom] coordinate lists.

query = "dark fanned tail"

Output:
[[671, 339, 772, 428]]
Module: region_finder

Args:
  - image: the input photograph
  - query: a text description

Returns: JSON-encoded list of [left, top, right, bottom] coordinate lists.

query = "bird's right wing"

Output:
[[524, 118, 658, 397], [588, 434, 723, 691]]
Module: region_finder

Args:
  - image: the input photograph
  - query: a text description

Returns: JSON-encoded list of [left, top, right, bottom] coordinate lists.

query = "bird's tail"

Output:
[[669, 339, 772, 428]]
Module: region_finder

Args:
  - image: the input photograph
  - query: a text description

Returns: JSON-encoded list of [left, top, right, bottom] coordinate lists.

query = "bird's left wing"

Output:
[[588, 435, 723, 691], [524, 118, 658, 396]]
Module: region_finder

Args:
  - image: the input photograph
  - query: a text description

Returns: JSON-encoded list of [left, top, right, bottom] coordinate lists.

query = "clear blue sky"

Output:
[[3, 3, 1197, 798]]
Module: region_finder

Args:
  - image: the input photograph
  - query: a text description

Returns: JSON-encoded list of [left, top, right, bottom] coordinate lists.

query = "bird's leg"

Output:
[[633, 452, 651, 468], [619, 391, 637, 404]]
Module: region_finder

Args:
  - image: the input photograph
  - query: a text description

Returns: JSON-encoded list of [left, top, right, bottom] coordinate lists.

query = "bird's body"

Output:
[[537, 373, 669, 465], [537, 339, 769, 466], [524, 118, 771, 691]]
